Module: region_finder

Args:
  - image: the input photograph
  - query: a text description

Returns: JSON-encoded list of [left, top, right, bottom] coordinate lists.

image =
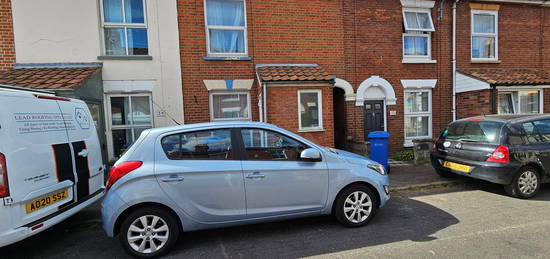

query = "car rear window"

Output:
[[442, 120, 505, 144]]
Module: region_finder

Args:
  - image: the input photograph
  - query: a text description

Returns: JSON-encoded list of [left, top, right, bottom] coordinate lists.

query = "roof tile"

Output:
[[257, 65, 333, 82], [0, 66, 100, 90], [459, 68, 550, 86]]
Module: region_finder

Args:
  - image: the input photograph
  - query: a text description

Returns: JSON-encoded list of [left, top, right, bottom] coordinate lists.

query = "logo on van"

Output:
[[75, 108, 90, 129]]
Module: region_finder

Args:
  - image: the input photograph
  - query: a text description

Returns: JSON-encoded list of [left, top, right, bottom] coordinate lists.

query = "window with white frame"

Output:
[[210, 92, 251, 121], [404, 90, 432, 143], [402, 8, 435, 62], [471, 10, 498, 60], [498, 90, 542, 114], [204, 0, 248, 56], [298, 90, 323, 131], [108, 94, 153, 158], [101, 0, 148, 56]]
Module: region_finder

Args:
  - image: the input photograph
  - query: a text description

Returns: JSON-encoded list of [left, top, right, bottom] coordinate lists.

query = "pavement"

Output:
[[389, 163, 459, 190], [2, 165, 550, 258]]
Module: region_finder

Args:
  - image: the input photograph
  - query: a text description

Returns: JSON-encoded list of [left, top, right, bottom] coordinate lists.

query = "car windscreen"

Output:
[[442, 120, 505, 144]]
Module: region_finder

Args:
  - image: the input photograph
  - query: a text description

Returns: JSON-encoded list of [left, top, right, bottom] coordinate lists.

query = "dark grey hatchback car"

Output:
[[431, 114, 550, 198]]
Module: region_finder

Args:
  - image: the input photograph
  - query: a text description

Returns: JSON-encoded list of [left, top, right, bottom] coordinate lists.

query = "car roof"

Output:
[[145, 121, 282, 135], [458, 114, 550, 124]]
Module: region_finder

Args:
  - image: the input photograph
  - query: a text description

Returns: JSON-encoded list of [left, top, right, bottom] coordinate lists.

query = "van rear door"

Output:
[[56, 99, 105, 201], [0, 93, 75, 228]]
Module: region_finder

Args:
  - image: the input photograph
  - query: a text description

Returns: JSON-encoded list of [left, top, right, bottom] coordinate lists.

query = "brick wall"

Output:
[[342, 0, 454, 151], [0, 0, 15, 71], [456, 89, 493, 119], [177, 0, 344, 146]]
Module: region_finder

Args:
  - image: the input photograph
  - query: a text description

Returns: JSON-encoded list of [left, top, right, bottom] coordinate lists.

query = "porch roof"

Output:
[[0, 65, 101, 90], [256, 64, 333, 83], [459, 68, 550, 86]]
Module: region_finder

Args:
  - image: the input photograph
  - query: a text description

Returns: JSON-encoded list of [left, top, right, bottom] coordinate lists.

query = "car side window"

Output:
[[240, 128, 309, 161], [161, 129, 233, 160], [521, 122, 543, 144], [532, 120, 550, 143]]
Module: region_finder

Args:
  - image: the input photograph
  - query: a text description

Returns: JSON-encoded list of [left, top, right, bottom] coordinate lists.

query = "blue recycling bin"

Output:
[[368, 131, 390, 172]]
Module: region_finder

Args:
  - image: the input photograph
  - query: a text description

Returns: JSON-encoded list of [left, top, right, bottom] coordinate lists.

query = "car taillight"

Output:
[[486, 145, 509, 163], [0, 153, 9, 198], [432, 143, 437, 153], [106, 161, 142, 190]]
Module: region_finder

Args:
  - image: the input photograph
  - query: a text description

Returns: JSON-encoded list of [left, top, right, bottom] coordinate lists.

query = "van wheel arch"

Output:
[[331, 182, 381, 214], [113, 202, 183, 237]]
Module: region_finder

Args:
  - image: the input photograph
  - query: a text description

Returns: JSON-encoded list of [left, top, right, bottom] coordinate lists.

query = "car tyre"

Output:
[[334, 185, 378, 227], [435, 169, 456, 178], [504, 167, 541, 199], [118, 206, 180, 258]]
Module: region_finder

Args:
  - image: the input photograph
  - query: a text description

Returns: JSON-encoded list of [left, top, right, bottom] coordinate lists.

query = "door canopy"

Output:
[[355, 76, 397, 106]]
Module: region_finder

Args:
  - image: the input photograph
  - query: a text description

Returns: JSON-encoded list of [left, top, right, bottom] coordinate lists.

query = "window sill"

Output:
[[98, 55, 153, 60], [402, 59, 437, 64], [471, 59, 501, 64], [203, 56, 252, 61], [298, 128, 325, 133]]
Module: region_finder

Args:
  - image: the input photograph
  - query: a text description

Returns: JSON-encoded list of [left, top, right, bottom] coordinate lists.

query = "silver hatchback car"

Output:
[[101, 122, 390, 258]]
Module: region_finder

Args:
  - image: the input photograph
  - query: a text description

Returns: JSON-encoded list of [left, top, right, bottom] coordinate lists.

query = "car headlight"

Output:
[[367, 163, 387, 175]]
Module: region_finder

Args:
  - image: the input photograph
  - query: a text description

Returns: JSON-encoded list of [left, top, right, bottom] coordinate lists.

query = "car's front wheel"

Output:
[[504, 167, 541, 199], [334, 185, 378, 227], [119, 206, 180, 258]]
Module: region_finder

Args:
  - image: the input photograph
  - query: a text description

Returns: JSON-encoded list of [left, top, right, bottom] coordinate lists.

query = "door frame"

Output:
[[364, 99, 387, 138]]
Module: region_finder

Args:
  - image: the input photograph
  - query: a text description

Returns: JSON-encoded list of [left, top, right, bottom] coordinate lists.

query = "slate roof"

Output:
[[459, 68, 550, 86], [0, 66, 100, 90], [256, 65, 333, 82]]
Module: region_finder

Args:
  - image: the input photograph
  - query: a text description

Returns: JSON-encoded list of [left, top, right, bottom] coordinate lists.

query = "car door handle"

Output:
[[246, 172, 265, 179], [161, 175, 185, 183], [78, 149, 89, 157]]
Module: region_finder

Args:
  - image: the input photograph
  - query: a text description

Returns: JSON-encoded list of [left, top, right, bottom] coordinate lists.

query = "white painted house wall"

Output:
[[11, 0, 184, 160]]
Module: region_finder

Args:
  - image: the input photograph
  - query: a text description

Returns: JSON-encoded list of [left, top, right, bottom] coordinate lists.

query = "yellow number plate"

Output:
[[443, 161, 471, 173], [25, 189, 69, 214]]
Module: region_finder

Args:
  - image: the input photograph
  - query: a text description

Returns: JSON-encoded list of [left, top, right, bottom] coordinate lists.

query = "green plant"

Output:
[[392, 150, 414, 161]]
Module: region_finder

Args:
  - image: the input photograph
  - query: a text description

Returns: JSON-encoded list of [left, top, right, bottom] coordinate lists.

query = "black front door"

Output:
[[364, 100, 385, 139]]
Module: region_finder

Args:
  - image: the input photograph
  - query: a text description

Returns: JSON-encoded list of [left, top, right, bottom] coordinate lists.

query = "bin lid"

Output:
[[368, 131, 390, 139]]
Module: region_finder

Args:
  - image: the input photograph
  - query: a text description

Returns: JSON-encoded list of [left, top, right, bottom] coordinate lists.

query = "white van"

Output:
[[0, 91, 105, 247]]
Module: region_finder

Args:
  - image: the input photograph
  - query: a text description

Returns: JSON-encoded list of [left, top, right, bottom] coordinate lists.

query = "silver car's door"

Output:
[[239, 128, 329, 218], [155, 128, 246, 223]]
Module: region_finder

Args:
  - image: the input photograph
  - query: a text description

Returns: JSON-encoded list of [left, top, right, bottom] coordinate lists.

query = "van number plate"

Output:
[[443, 161, 471, 173], [25, 189, 69, 214]]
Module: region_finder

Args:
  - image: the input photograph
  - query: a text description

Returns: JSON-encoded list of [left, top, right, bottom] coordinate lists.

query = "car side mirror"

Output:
[[300, 148, 322, 162]]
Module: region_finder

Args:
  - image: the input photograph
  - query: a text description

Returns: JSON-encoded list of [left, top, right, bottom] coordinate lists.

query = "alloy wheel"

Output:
[[127, 215, 170, 254], [518, 171, 538, 196], [343, 191, 373, 224]]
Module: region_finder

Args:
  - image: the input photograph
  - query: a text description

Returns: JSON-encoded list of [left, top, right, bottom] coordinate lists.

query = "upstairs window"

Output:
[[102, 0, 148, 56], [205, 0, 248, 56], [402, 9, 435, 63], [471, 10, 498, 61]]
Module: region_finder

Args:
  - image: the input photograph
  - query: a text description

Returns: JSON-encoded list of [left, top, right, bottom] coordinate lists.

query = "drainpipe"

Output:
[[256, 72, 264, 122], [263, 82, 267, 123], [452, 0, 459, 121]]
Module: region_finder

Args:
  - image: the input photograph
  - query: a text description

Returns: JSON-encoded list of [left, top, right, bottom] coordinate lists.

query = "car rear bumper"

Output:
[[0, 189, 104, 248], [431, 153, 519, 185]]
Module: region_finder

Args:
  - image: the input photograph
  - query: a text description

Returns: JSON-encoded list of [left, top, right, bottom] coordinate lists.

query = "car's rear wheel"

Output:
[[334, 185, 378, 227], [504, 167, 541, 199], [119, 207, 180, 258]]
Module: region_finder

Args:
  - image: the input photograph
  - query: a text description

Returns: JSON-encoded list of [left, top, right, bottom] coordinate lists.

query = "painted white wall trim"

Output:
[[103, 80, 155, 93], [400, 0, 435, 8], [401, 79, 437, 89], [203, 79, 254, 91], [456, 73, 491, 93], [334, 78, 356, 101], [356, 76, 397, 106]]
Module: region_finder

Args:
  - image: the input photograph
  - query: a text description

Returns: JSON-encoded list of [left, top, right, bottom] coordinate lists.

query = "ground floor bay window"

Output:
[[498, 90, 542, 114], [404, 89, 432, 146], [107, 94, 153, 159]]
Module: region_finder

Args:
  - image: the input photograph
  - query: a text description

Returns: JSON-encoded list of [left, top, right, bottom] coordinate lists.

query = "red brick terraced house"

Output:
[[178, 0, 550, 153]]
